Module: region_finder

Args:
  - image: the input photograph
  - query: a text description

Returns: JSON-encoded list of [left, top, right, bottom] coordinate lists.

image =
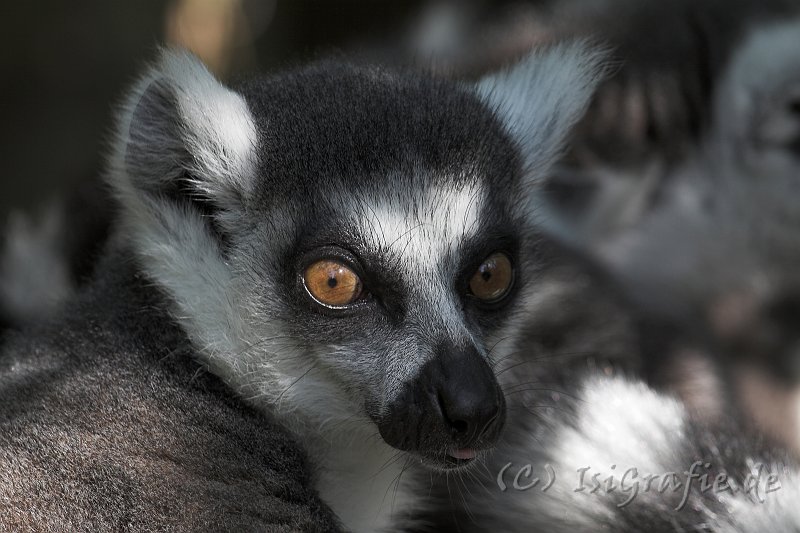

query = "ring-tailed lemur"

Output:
[[1, 41, 605, 531], [105, 41, 606, 532], [3, 36, 800, 533], [101, 35, 800, 531]]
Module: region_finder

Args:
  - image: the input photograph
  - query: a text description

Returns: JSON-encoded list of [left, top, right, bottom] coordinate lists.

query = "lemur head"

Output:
[[109, 44, 603, 469]]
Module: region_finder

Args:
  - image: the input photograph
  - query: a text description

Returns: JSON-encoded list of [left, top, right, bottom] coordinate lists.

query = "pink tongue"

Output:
[[449, 448, 477, 460]]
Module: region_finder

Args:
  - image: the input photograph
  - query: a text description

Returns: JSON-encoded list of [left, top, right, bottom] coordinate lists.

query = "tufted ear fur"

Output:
[[105, 49, 260, 370], [474, 41, 607, 184], [111, 48, 259, 238]]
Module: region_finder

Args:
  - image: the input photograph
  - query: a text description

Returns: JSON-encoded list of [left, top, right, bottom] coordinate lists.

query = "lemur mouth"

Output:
[[449, 448, 477, 461], [445, 448, 478, 468], [420, 448, 479, 471]]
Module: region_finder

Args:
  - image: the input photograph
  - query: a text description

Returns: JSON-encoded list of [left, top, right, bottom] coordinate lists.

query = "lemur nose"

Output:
[[375, 343, 507, 454], [435, 347, 505, 446], [437, 385, 501, 443]]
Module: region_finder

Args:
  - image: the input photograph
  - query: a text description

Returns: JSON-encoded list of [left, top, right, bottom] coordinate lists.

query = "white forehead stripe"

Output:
[[359, 182, 485, 271], [355, 182, 485, 340]]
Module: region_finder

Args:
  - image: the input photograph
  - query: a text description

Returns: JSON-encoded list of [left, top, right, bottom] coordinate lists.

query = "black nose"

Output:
[[435, 349, 504, 446], [375, 343, 506, 454]]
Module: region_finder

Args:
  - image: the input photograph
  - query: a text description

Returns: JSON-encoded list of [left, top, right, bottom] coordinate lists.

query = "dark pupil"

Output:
[[327, 276, 338, 288], [480, 261, 494, 282]]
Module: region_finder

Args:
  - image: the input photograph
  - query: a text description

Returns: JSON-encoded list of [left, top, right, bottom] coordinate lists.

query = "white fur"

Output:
[[315, 437, 417, 532], [556, 377, 687, 475], [721, 471, 800, 532], [530, 376, 688, 527], [481, 374, 800, 531], [113, 48, 258, 213], [0, 204, 73, 323], [108, 49, 259, 374], [357, 180, 484, 338]]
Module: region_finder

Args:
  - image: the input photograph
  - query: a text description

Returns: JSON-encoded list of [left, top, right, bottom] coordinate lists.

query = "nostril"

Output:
[[437, 390, 474, 437], [451, 419, 469, 435], [437, 388, 502, 445]]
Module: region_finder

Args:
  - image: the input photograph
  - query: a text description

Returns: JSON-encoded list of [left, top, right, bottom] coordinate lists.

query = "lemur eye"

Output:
[[469, 253, 514, 303], [303, 260, 364, 308]]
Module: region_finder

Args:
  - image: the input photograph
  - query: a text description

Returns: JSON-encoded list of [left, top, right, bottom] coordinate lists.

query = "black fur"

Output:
[[378, 343, 506, 459], [236, 61, 521, 205]]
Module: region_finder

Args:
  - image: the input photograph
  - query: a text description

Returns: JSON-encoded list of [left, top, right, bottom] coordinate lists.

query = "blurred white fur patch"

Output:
[[0, 204, 73, 324]]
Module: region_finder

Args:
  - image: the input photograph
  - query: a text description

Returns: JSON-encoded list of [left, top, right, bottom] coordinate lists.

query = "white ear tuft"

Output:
[[111, 47, 258, 212], [105, 49, 259, 377], [475, 41, 608, 181]]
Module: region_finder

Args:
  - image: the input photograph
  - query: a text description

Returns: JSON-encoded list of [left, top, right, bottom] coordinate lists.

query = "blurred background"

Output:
[[3, 0, 535, 216], [0, 0, 422, 215]]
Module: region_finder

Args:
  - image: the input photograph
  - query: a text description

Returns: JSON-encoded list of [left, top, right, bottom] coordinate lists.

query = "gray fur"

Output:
[[0, 247, 339, 532], [475, 41, 608, 190]]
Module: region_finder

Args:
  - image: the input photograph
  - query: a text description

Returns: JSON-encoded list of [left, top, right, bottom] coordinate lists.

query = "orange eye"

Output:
[[303, 260, 364, 308], [469, 252, 513, 303]]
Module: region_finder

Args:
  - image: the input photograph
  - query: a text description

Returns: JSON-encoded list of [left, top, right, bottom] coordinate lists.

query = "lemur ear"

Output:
[[114, 48, 258, 218], [475, 41, 607, 181]]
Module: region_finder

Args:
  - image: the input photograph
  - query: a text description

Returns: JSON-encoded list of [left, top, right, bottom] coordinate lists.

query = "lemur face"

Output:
[[112, 45, 603, 468], [227, 65, 530, 467], [263, 176, 525, 466], [270, 181, 520, 465]]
